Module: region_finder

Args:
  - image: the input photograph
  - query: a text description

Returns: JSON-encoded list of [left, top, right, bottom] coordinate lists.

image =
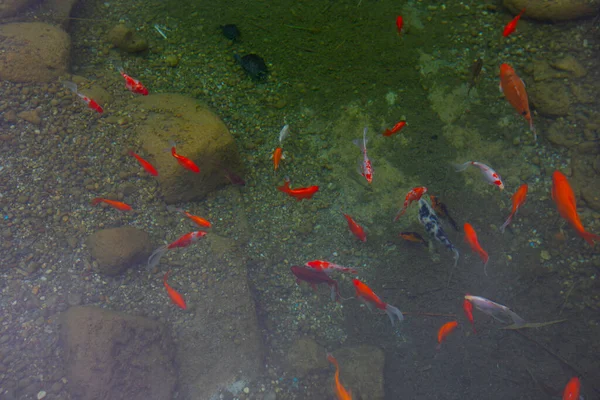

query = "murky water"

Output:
[[1, 0, 600, 399]]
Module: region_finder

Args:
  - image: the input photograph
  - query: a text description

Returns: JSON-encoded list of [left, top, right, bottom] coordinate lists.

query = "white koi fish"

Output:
[[464, 294, 526, 327], [455, 161, 504, 190], [353, 127, 373, 184]]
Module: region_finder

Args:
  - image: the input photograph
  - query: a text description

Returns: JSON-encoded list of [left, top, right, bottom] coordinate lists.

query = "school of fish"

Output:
[[73, 11, 594, 400]]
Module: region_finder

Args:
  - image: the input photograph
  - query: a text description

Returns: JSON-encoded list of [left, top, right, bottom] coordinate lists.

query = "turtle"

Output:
[[220, 24, 240, 42], [234, 53, 268, 81]]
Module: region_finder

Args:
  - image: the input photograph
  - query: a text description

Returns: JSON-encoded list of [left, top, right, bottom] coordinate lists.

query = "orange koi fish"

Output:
[[394, 186, 427, 221], [395, 16, 404, 35], [500, 184, 528, 232], [436, 321, 458, 349], [342, 212, 366, 242], [167, 206, 211, 228], [91, 198, 132, 211], [552, 171, 600, 246], [462, 298, 476, 333], [399, 231, 427, 246], [499, 63, 536, 140], [383, 120, 406, 137], [353, 279, 404, 325], [383, 121, 406, 137], [562, 377, 580, 400], [464, 223, 489, 274], [277, 178, 319, 201], [305, 260, 358, 275], [129, 151, 158, 176], [147, 231, 208, 269], [327, 353, 353, 400], [163, 270, 187, 310], [273, 147, 283, 171], [170, 142, 200, 173], [503, 8, 526, 37]]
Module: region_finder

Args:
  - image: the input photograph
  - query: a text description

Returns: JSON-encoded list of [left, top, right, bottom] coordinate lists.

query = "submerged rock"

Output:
[[0, 0, 37, 18], [86, 227, 152, 275], [504, 0, 600, 20], [234, 53, 268, 81], [60, 306, 176, 400], [0, 23, 70, 83], [107, 24, 148, 53]]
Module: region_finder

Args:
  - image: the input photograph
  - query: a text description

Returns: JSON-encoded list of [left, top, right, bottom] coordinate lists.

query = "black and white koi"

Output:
[[418, 198, 459, 266]]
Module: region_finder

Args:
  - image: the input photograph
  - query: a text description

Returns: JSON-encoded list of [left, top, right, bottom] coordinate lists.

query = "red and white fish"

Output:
[[353, 127, 373, 184], [117, 66, 149, 95], [499, 63, 536, 140], [63, 81, 103, 114], [305, 260, 358, 275], [147, 231, 208, 269], [353, 279, 404, 325], [455, 161, 504, 190], [394, 186, 428, 221]]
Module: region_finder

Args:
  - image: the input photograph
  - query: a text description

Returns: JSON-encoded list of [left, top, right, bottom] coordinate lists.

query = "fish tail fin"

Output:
[[393, 208, 405, 222], [326, 353, 338, 367], [507, 309, 526, 327], [499, 214, 513, 233], [90, 198, 103, 206], [580, 230, 600, 246], [277, 180, 291, 193], [330, 282, 341, 302], [452, 247, 460, 267], [62, 81, 78, 94], [148, 245, 168, 269], [352, 138, 365, 150], [385, 303, 404, 325], [530, 121, 537, 141], [454, 161, 472, 172]]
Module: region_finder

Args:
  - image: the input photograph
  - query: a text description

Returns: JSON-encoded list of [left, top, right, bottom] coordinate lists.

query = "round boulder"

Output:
[[86, 227, 153, 275], [107, 24, 148, 53], [0, 22, 70, 83], [134, 94, 244, 204], [503, 0, 600, 21]]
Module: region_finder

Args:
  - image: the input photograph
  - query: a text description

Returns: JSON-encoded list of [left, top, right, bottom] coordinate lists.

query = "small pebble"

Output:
[[37, 391, 46, 400]]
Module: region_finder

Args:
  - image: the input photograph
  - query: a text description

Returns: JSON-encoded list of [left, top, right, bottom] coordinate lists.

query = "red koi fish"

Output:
[[499, 63, 536, 140], [552, 171, 600, 246], [277, 178, 319, 201], [352, 279, 404, 325], [327, 353, 353, 400], [436, 321, 458, 350], [170, 143, 200, 173], [167, 206, 211, 228], [273, 147, 283, 171], [129, 151, 158, 176], [63, 81, 103, 114], [163, 270, 187, 309], [353, 127, 373, 184], [394, 186, 428, 221], [500, 184, 528, 232], [91, 198, 132, 211], [562, 377, 580, 400], [396, 16, 404, 35], [342, 212, 366, 242], [463, 298, 476, 333], [383, 121, 406, 137], [503, 8, 526, 37], [147, 231, 208, 269], [291, 266, 341, 302], [464, 223, 489, 274], [455, 161, 504, 190], [117, 66, 149, 95], [305, 260, 358, 275]]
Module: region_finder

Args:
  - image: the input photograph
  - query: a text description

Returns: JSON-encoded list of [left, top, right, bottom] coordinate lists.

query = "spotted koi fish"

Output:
[[418, 198, 459, 266]]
